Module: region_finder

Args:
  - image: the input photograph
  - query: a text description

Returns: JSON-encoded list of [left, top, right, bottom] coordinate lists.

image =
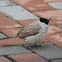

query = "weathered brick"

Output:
[[10, 0, 44, 5], [53, 16, 62, 20], [0, 37, 27, 47], [33, 10, 62, 18], [48, 25, 62, 35], [10, 0, 55, 12], [2, 28, 22, 36], [49, 18, 62, 25], [18, 4, 55, 12], [9, 53, 47, 62], [0, 14, 22, 31], [47, 32, 62, 48], [0, 56, 11, 62], [17, 19, 38, 26]]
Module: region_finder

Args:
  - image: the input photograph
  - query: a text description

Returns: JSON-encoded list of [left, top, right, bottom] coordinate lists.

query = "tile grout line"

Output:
[[3, 55, 16, 62], [23, 45, 48, 62]]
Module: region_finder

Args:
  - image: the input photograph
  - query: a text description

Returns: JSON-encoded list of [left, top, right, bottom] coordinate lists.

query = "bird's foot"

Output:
[[24, 44, 41, 49], [31, 44, 41, 48]]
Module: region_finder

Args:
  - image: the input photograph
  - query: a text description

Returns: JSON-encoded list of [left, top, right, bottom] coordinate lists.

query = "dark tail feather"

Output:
[[0, 35, 17, 40]]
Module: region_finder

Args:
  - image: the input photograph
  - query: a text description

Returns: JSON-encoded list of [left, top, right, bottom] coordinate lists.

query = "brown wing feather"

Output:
[[17, 23, 42, 38]]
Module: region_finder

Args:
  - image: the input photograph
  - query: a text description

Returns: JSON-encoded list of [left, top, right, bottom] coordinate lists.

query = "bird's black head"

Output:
[[40, 18, 51, 25]]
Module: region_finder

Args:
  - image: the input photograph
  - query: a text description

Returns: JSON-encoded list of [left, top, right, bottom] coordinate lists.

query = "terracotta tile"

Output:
[[0, 56, 11, 62], [46, 32, 62, 48], [0, 37, 27, 47], [51, 59, 62, 62], [40, 26, 62, 43], [49, 33, 62, 41], [49, 18, 62, 25], [33, 10, 62, 18], [0, 14, 23, 36], [10, 0, 55, 12], [48, 25, 62, 35], [9, 53, 47, 62], [24, 4, 55, 12], [17, 19, 38, 26], [53, 16, 62, 20], [0, 14, 22, 30], [1, 19, 37, 45], [43, 0, 62, 3], [10, 0, 44, 5], [2, 28, 22, 36]]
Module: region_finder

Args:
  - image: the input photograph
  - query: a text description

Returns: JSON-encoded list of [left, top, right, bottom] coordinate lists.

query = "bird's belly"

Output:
[[24, 32, 47, 44]]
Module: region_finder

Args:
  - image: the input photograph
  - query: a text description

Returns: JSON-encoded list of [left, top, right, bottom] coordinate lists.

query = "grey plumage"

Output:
[[17, 19, 49, 44], [17, 23, 42, 38], [0, 18, 51, 44]]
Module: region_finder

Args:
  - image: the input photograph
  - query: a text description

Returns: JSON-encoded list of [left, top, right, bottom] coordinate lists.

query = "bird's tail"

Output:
[[0, 35, 17, 40]]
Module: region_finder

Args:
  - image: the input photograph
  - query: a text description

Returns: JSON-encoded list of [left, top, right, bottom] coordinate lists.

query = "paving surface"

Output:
[[0, 0, 16, 6], [48, 2, 62, 9], [0, 33, 6, 38], [0, 0, 62, 62], [25, 43, 62, 60]]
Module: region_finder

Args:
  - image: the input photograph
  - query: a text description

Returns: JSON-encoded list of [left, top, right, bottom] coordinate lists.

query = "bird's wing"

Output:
[[17, 23, 42, 38]]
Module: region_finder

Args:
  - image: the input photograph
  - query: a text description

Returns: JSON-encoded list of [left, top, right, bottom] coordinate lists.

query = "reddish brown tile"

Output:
[[43, 0, 62, 3], [24, 4, 55, 12], [51, 59, 62, 62], [9, 53, 47, 62], [40, 25, 62, 43], [49, 18, 62, 25], [50, 33, 62, 42], [48, 25, 62, 35], [46, 32, 62, 48], [17, 19, 38, 26], [0, 37, 27, 47], [0, 56, 11, 62], [53, 16, 62, 20], [0, 14, 23, 36], [10, 0, 55, 12], [40, 32, 62, 45], [0, 14, 22, 31], [2, 28, 22, 36], [33, 10, 62, 18], [11, 0, 44, 5]]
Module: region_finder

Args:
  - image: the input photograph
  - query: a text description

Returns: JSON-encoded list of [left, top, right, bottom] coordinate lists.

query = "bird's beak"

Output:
[[48, 19, 51, 21]]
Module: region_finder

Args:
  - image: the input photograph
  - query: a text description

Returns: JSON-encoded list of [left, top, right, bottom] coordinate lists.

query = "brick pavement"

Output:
[[0, 0, 62, 62]]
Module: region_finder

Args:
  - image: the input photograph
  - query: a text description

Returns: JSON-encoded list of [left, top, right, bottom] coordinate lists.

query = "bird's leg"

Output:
[[26, 44, 41, 48], [27, 44, 37, 48], [31, 44, 41, 48], [29, 44, 32, 49], [35, 44, 37, 46], [27, 44, 34, 49]]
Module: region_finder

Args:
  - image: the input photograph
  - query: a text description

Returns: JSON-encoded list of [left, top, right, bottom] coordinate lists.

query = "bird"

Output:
[[0, 18, 51, 47]]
